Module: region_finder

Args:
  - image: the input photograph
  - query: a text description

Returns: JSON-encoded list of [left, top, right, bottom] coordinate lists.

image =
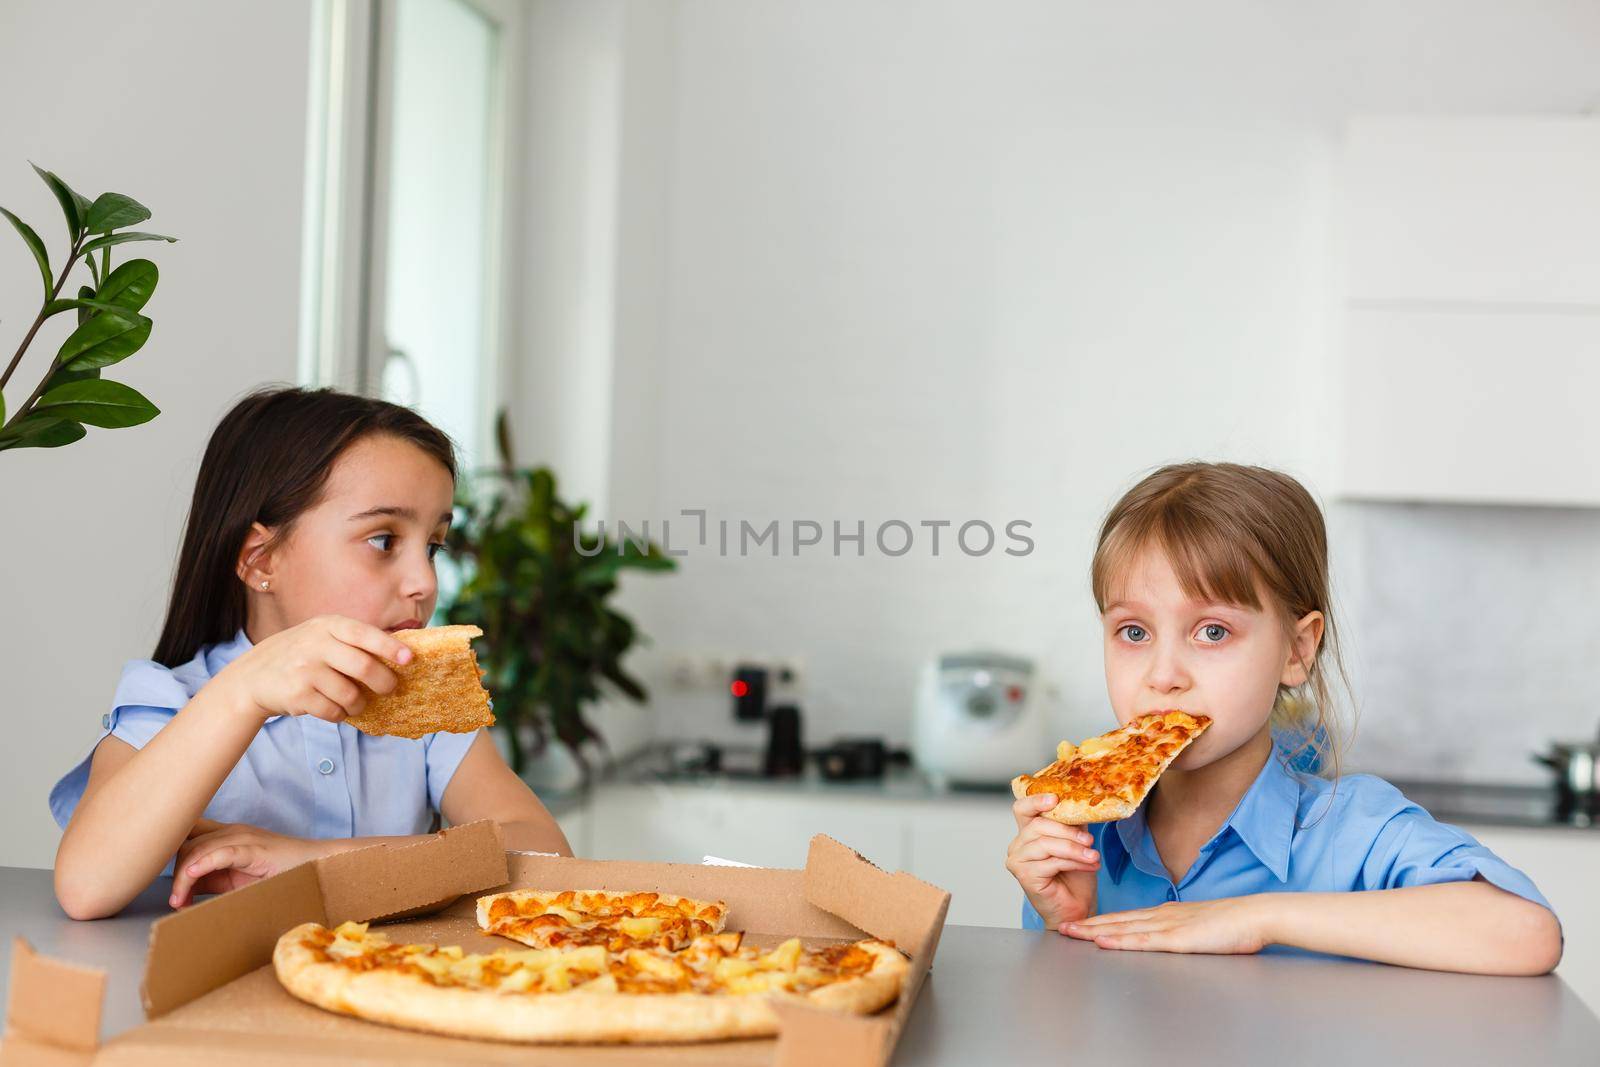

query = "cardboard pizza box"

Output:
[[3, 820, 950, 1066]]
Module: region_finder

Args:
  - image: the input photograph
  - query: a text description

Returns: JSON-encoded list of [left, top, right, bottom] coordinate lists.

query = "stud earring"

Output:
[[259, 580, 270, 590]]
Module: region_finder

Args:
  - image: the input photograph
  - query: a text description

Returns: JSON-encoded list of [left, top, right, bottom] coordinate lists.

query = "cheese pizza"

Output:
[[272, 920, 907, 1044], [1011, 710, 1211, 823]]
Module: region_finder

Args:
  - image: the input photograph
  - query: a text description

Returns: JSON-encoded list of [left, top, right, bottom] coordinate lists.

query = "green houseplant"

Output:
[[444, 417, 675, 780], [0, 164, 173, 452]]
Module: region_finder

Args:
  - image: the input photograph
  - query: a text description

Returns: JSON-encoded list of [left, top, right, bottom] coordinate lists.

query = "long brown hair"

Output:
[[152, 387, 456, 666], [1090, 462, 1352, 778]]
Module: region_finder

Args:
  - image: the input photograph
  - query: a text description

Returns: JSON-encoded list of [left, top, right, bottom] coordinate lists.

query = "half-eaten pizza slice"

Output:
[[476, 889, 730, 953], [1012, 710, 1211, 824]]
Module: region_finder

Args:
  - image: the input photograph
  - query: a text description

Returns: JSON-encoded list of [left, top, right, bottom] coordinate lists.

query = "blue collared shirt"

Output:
[[1022, 747, 1553, 935], [49, 630, 480, 873]]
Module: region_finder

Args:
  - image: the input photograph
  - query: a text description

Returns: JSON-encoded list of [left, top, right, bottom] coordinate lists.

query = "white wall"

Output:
[[514, 0, 1600, 760], [506, 0, 626, 514], [0, 0, 313, 867]]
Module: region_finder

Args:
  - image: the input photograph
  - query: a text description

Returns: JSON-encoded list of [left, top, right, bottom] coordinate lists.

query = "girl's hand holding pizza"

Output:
[[215, 615, 412, 725], [1005, 793, 1100, 928]]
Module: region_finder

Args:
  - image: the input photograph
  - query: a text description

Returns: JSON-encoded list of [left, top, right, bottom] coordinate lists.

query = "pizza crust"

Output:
[[349, 625, 494, 740], [272, 923, 907, 1045], [1017, 790, 1143, 825]]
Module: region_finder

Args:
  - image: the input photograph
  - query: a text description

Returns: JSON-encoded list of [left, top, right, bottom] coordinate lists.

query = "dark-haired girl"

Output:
[[51, 388, 570, 920]]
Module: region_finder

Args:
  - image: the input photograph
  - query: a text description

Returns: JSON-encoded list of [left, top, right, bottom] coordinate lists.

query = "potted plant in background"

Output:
[[0, 164, 174, 452], [444, 415, 676, 784]]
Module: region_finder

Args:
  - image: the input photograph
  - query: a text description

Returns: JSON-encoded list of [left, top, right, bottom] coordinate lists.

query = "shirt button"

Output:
[[317, 758, 335, 775]]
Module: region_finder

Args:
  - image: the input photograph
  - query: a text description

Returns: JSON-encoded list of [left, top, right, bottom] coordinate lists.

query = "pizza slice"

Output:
[[1011, 709, 1211, 823], [350, 624, 495, 739], [476, 889, 730, 953]]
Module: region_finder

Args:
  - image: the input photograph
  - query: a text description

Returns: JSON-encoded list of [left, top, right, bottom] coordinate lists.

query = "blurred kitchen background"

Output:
[[2, 0, 1598, 1003]]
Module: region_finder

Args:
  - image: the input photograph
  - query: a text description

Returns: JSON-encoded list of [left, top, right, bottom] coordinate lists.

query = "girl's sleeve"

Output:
[[48, 660, 188, 829], [423, 728, 483, 813], [1357, 796, 1554, 913]]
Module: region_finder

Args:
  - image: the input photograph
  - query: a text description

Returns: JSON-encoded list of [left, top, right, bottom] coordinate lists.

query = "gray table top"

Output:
[[2, 866, 1597, 1064]]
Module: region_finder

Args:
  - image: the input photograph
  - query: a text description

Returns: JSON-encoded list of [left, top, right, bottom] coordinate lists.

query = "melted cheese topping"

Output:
[[301, 922, 885, 998], [482, 889, 729, 953], [1021, 710, 1211, 808]]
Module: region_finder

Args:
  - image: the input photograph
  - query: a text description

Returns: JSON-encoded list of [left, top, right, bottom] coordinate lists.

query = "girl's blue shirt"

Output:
[[49, 629, 479, 873], [1021, 747, 1555, 938]]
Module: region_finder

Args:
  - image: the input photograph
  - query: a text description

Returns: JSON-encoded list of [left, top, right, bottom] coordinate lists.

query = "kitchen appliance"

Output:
[[763, 704, 805, 777], [731, 664, 768, 721], [1532, 735, 1600, 823], [912, 651, 1046, 788], [817, 738, 890, 781]]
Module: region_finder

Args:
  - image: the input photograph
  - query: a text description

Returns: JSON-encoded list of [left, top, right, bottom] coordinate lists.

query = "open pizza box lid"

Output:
[[3, 821, 950, 1066]]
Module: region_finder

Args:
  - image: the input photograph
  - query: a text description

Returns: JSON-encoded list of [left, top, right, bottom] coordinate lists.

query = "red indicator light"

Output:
[[731, 680, 750, 698], [1007, 685, 1024, 702]]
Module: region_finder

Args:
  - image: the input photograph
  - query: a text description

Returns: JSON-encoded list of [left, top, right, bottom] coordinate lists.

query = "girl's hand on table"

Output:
[[169, 820, 335, 908], [1005, 793, 1099, 927], [1062, 894, 1273, 954]]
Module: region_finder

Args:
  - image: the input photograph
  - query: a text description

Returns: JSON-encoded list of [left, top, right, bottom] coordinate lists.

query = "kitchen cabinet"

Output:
[[1339, 117, 1600, 506], [576, 783, 1021, 927], [903, 797, 1028, 927], [1340, 308, 1600, 505], [1344, 118, 1600, 307], [583, 783, 911, 873]]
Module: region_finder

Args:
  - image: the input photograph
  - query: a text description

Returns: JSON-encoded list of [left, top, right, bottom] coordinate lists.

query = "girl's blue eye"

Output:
[[367, 534, 395, 552], [427, 542, 445, 561], [1119, 625, 1148, 643], [1200, 624, 1229, 643]]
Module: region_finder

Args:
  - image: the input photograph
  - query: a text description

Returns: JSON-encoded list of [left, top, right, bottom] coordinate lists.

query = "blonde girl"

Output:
[[1005, 462, 1560, 974]]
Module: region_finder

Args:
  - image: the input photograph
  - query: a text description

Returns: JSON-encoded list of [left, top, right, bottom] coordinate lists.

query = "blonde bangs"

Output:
[[1092, 497, 1271, 616]]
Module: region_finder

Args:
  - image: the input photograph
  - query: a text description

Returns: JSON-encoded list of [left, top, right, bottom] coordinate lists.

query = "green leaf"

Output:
[[94, 259, 157, 312], [0, 416, 87, 450], [0, 389, 5, 425], [30, 163, 88, 240], [34, 379, 158, 428], [0, 411, 71, 446], [84, 193, 152, 233], [79, 231, 175, 255], [0, 205, 52, 299], [76, 284, 95, 326], [0, 413, 59, 442], [56, 311, 152, 371], [44, 296, 145, 320], [45, 363, 100, 391]]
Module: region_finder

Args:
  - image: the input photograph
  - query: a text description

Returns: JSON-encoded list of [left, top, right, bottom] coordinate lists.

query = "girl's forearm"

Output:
[[1258, 881, 1562, 975], [498, 814, 574, 856], [55, 678, 263, 918]]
